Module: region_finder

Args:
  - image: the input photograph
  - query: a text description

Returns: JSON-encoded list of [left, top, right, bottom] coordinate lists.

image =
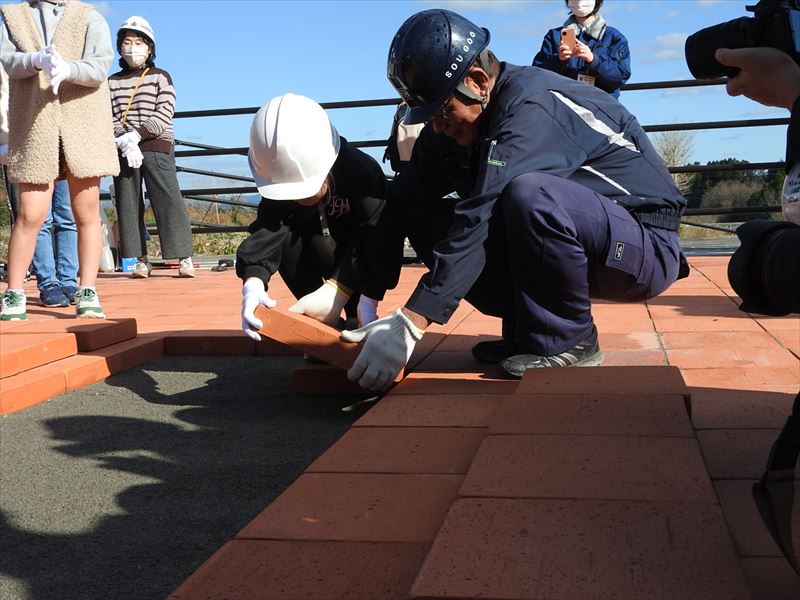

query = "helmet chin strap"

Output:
[[455, 49, 490, 110]]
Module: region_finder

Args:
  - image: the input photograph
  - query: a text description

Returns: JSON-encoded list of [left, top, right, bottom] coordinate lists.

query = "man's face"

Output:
[[428, 71, 487, 148]]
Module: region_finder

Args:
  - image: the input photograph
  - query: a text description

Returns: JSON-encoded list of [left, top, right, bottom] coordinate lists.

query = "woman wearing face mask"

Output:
[[108, 16, 195, 279], [533, 0, 631, 98]]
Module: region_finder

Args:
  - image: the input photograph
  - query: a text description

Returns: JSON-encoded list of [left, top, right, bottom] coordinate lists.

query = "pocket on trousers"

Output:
[[153, 151, 177, 171], [603, 206, 644, 280]]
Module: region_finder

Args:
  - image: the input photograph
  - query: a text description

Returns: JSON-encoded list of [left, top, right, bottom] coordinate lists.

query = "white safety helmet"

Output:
[[118, 15, 156, 47], [248, 93, 341, 200]]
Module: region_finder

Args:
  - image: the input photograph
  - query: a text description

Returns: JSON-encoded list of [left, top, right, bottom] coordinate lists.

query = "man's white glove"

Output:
[[0, 143, 8, 165], [30, 45, 55, 71], [342, 308, 424, 391], [288, 279, 350, 326], [357, 295, 379, 327], [124, 143, 143, 169], [45, 47, 70, 94], [115, 130, 141, 151], [241, 277, 277, 342]]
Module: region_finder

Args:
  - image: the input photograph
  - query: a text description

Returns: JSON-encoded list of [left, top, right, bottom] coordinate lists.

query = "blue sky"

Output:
[[5, 0, 789, 191]]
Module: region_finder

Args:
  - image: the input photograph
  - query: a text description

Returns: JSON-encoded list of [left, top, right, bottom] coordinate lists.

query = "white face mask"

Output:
[[122, 47, 149, 68], [568, 0, 596, 18]]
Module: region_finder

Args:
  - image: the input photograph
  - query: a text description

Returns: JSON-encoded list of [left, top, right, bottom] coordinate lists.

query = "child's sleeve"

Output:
[[65, 9, 114, 87]]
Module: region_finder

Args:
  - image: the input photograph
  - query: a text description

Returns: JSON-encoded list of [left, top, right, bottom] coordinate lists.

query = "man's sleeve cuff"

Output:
[[405, 286, 459, 325]]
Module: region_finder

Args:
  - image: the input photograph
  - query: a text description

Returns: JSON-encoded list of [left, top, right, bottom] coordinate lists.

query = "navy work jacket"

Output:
[[393, 63, 686, 325]]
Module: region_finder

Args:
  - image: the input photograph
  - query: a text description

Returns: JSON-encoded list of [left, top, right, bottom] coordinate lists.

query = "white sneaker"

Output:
[[75, 288, 105, 319], [131, 259, 152, 279], [1, 290, 27, 321], [178, 257, 195, 278]]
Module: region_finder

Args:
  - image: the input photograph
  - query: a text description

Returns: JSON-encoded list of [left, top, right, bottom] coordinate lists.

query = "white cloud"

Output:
[[742, 106, 788, 116], [665, 11, 681, 20], [90, 1, 113, 18], [420, 0, 527, 13], [698, 0, 725, 6], [639, 32, 689, 64], [659, 86, 726, 97]]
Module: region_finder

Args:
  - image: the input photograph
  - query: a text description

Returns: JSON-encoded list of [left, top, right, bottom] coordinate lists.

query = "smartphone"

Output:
[[560, 28, 578, 53]]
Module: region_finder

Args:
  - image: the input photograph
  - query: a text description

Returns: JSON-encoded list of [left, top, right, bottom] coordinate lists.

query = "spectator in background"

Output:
[[533, 0, 630, 98], [0, 0, 119, 321], [32, 180, 79, 307], [109, 16, 195, 279]]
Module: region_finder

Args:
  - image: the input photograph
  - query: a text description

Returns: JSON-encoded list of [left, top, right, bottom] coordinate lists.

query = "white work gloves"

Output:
[[0, 143, 7, 165], [241, 277, 277, 342], [342, 308, 424, 391], [357, 295, 379, 328], [31, 45, 70, 94], [288, 279, 350, 327], [116, 131, 143, 169]]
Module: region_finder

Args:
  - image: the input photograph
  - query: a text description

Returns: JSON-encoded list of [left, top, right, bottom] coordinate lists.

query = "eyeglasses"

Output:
[[431, 95, 456, 123]]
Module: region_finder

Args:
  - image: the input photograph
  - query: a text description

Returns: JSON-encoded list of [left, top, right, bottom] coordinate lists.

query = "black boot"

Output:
[[500, 326, 603, 378]]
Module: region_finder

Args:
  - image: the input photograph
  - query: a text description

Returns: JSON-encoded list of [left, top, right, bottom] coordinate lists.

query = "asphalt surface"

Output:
[[0, 355, 368, 600]]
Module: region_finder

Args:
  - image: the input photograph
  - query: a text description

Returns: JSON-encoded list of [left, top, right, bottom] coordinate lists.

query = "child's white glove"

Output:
[[357, 295, 379, 327], [241, 278, 277, 342], [45, 47, 70, 94], [30, 45, 55, 70], [288, 279, 350, 326], [342, 308, 424, 391]]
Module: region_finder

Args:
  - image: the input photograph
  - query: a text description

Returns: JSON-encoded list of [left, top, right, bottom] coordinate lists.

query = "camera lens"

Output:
[[728, 220, 800, 316], [685, 17, 755, 79]]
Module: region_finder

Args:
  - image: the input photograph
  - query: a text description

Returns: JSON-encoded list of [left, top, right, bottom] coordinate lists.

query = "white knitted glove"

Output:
[[342, 308, 424, 391], [45, 47, 70, 94], [241, 278, 277, 342], [357, 295, 379, 327], [288, 279, 351, 326]]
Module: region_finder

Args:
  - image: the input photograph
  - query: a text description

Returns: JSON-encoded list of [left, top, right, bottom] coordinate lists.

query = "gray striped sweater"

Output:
[[109, 66, 176, 154]]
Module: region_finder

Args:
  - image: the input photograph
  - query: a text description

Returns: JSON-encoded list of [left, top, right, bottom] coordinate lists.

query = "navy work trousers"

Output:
[[410, 173, 683, 356]]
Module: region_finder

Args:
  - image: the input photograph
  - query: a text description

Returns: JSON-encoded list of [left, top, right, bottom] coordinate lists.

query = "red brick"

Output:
[[292, 363, 374, 395], [667, 345, 797, 370], [411, 349, 509, 374], [490, 393, 693, 436], [600, 349, 667, 366], [697, 429, 782, 479], [460, 434, 716, 502], [254, 306, 360, 370], [354, 393, 501, 428], [306, 427, 486, 474], [63, 353, 118, 390], [391, 372, 518, 395], [164, 330, 256, 355], [68, 318, 137, 351], [691, 388, 798, 429], [653, 314, 764, 333], [715, 480, 800, 557], [681, 367, 799, 390], [237, 472, 461, 542], [410, 498, 751, 600], [168, 539, 428, 600], [0, 332, 77, 378], [0, 365, 66, 414], [515, 365, 689, 398], [739, 557, 800, 600], [255, 337, 302, 356]]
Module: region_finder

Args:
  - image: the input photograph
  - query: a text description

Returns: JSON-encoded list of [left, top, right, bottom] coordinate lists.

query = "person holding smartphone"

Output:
[[533, 0, 630, 98]]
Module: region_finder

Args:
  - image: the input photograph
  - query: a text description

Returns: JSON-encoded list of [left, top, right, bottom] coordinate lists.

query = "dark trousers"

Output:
[[409, 173, 683, 356], [113, 150, 193, 259]]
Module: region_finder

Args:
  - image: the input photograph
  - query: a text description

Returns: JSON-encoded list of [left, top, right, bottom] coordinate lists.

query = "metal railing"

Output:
[[109, 77, 787, 238]]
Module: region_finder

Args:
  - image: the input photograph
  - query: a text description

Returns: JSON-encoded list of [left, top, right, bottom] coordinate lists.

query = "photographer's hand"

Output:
[[716, 47, 800, 109]]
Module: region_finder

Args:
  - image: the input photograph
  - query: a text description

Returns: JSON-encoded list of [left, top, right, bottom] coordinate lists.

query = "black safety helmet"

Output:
[[387, 9, 490, 125]]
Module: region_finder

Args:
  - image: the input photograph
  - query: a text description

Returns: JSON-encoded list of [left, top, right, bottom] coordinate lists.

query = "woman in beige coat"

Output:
[[0, 0, 119, 320]]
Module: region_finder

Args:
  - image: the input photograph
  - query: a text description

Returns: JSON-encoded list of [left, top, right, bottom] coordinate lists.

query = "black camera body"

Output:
[[685, 0, 800, 79]]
